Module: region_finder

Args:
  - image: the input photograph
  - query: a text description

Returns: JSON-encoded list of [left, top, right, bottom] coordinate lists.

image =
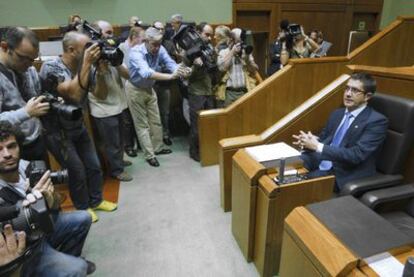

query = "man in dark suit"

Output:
[[293, 73, 388, 191]]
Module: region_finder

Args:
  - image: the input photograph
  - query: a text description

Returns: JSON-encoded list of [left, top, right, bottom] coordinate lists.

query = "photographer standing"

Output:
[[88, 20, 133, 182], [0, 27, 50, 161], [183, 23, 216, 162], [39, 31, 117, 222], [280, 25, 319, 65], [126, 27, 186, 167], [217, 28, 259, 107], [0, 121, 95, 276]]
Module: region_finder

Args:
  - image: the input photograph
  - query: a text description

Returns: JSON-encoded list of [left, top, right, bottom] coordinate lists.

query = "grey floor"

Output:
[[83, 137, 259, 277]]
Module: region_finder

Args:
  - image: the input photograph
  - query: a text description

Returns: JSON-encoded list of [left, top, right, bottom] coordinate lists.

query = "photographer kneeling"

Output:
[[0, 121, 94, 276]]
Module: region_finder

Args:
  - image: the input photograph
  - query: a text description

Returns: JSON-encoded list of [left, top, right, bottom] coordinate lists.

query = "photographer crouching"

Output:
[[39, 31, 117, 223], [0, 121, 94, 276]]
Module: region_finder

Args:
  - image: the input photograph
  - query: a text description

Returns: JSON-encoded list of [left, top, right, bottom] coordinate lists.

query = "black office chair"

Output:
[[360, 184, 414, 238], [340, 93, 414, 197]]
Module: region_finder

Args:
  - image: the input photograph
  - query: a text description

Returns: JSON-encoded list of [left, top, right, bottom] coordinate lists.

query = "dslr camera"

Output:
[[25, 161, 69, 188], [287, 24, 302, 37], [41, 75, 83, 121], [239, 29, 254, 55], [81, 20, 124, 66], [173, 25, 217, 72], [0, 197, 54, 242]]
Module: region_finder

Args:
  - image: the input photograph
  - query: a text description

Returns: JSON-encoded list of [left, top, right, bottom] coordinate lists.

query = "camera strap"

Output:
[[0, 186, 23, 206]]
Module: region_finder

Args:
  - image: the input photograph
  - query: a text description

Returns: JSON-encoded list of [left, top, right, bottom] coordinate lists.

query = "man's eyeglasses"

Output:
[[11, 50, 37, 63], [345, 85, 365, 95]]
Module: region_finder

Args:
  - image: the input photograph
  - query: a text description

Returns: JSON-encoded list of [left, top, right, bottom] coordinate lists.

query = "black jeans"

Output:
[[93, 113, 124, 177], [121, 108, 138, 150], [21, 135, 48, 162], [46, 126, 103, 210], [188, 94, 215, 159]]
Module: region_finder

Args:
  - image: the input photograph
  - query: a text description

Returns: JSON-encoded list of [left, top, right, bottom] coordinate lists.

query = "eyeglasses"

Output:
[[345, 85, 365, 95], [11, 49, 37, 63]]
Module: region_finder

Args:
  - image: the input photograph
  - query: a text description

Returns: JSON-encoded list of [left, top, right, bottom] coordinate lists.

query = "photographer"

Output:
[[280, 24, 319, 66], [182, 23, 216, 162], [39, 31, 117, 223], [267, 19, 289, 76], [0, 27, 50, 161], [0, 121, 95, 276], [87, 20, 133, 182], [217, 28, 259, 107], [126, 27, 186, 167]]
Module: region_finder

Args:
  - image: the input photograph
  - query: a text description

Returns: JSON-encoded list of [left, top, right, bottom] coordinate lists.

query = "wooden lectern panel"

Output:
[[280, 207, 359, 276], [254, 175, 335, 277], [231, 149, 266, 261]]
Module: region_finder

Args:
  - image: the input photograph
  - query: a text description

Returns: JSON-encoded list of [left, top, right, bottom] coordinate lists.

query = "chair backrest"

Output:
[[369, 93, 414, 174]]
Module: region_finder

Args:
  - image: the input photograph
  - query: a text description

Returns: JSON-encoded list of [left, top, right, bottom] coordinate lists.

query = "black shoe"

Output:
[[85, 259, 96, 275], [155, 149, 172, 155], [146, 157, 160, 167], [163, 137, 172, 146], [125, 148, 137, 157]]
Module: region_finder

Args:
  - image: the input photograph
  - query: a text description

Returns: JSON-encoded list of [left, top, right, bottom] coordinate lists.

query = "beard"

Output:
[[0, 161, 19, 174]]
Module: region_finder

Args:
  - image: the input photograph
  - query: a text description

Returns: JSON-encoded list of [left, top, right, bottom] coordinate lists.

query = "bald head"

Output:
[[94, 20, 114, 38], [201, 24, 213, 43]]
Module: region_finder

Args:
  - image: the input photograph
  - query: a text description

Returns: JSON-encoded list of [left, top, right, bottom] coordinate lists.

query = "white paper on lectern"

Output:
[[245, 142, 302, 168], [364, 252, 404, 277]]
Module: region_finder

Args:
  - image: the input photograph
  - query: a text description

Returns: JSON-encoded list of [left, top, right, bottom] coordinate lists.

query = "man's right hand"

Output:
[[232, 43, 242, 55], [25, 96, 50, 118], [0, 225, 26, 266], [83, 43, 101, 66]]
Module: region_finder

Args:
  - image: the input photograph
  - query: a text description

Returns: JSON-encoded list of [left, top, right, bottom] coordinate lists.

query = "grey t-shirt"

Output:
[[39, 57, 88, 132]]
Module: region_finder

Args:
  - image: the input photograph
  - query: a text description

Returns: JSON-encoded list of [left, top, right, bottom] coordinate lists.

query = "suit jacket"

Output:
[[302, 106, 388, 190]]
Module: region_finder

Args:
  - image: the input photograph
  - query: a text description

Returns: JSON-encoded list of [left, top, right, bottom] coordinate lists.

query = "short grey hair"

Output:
[[170, 14, 183, 23], [144, 27, 163, 42], [62, 31, 88, 52]]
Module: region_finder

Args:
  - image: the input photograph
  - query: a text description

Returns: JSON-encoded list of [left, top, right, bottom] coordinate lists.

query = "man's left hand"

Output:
[[292, 131, 319, 151]]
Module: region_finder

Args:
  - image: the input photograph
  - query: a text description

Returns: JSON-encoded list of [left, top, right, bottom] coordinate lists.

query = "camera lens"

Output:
[[50, 169, 69, 185]]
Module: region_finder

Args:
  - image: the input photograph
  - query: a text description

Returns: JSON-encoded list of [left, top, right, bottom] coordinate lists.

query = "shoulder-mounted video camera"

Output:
[[81, 20, 124, 66], [172, 25, 217, 72]]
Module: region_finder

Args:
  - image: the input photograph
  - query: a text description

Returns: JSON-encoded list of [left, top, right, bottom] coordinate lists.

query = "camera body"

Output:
[[173, 25, 217, 72], [287, 24, 302, 37], [40, 75, 83, 121], [82, 21, 124, 66], [25, 161, 68, 188], [41, 92, 83, 121], [239, 29, 254, 55]]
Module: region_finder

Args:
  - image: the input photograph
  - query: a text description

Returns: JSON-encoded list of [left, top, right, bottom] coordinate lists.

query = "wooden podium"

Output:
[[280, 197, 414, 276], [231, 148, 335, 276]]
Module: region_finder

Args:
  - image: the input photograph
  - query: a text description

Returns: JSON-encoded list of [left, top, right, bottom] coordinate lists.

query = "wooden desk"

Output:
[[280, 203, 414, 277], [231, 148, 334, 275]]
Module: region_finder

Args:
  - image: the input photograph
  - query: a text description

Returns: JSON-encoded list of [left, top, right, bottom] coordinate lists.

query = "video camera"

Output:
[[172, 25, 217, 72], [25, 160, 69, 188], [239, 29, 254, 55], [81, 20, 124, 66], [41, 75, 83, 121]]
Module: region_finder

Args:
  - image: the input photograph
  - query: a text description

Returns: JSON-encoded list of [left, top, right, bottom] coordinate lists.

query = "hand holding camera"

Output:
[[83, 43, 101, 66], [25, 96, 50, 118], [0, 224, 26, 267], [31, 170, 55, 208], [232, 43, 242, 55]]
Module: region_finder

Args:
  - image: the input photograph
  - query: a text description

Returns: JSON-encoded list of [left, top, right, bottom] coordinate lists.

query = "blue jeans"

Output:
[[22, 211, 92, 277], [46, 126, 103, 210]]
